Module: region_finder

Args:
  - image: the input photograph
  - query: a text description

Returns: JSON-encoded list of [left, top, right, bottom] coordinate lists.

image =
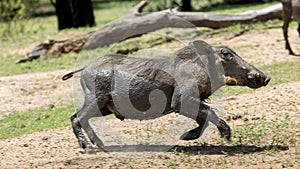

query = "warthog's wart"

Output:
[[63, 40, 271, 151]]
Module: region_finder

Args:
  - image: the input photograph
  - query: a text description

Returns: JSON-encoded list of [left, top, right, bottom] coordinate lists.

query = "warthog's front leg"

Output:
[[177, 96, 231, 140], [199, 102, 231, 140], [216, 118, 231, 140], [180, 117, 208, 140], [180, 108, 231, 140], [199, 105, 231, 140]]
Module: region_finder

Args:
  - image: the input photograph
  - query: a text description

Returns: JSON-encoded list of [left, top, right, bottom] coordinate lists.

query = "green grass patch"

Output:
[[264, 61, 300, 85], [93, 1, 136, 26], [199, 1, 280, 14], [144, 0, 280, 14], [0, 53, 78, 76], [0, 104, 74, 139], [231, 113, 297, 146], [202, 19, 285, 39]]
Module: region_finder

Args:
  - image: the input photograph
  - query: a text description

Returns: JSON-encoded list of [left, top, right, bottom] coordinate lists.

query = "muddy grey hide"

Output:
[[62, 40, 271, 150]]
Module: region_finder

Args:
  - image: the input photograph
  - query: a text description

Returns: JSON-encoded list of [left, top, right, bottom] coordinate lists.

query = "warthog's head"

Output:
[[215, 46, 271, 89]]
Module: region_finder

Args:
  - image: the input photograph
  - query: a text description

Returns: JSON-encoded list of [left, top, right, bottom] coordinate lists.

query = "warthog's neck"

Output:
[[199, 76, 226, 100]]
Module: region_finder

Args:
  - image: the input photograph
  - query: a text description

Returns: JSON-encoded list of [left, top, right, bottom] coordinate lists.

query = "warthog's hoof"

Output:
[[217, 119, 231, 140], [180, 127, 202, 140], [78, 138, 93, 149]]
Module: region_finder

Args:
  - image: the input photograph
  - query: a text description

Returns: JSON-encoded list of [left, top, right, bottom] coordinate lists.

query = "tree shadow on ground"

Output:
[[88, 144, 288, 155]]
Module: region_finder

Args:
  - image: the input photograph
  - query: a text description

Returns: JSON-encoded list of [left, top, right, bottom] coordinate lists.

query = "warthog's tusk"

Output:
[[225, 77, 238, 85]]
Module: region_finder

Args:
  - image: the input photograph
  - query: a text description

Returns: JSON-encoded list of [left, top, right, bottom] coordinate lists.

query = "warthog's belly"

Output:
[[95, 70, 174, 120]]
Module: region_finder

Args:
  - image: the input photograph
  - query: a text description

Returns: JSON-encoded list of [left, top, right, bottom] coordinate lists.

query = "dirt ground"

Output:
[[0, 27, 300, 168], [0, 70, 73, 118]]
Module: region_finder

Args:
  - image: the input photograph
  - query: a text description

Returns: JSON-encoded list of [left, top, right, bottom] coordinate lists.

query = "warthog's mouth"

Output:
[[225, 75, 271, 88], [247, 75, 271, 89], [225, 77, 238, 86]]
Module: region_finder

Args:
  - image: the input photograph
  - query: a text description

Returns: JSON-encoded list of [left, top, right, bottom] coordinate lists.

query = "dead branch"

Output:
[[225, 29, 250, 40], [129, 0, 148, 14]]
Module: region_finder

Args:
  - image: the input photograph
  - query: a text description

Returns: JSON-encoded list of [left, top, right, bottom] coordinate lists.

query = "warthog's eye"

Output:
[[220, 48, 233, 61]]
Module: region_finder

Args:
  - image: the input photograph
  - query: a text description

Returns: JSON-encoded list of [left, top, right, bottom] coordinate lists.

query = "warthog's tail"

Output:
[[62, 67, 85, 80]]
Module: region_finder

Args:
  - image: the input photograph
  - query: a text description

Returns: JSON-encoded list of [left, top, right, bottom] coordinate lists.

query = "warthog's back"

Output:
[[84, 54, 177, 119]]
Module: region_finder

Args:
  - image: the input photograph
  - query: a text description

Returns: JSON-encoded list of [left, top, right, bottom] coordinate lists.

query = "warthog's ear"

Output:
[[175, 40, 215, 62], [175, 46, 197, 61], [188, 40, 215, 57]]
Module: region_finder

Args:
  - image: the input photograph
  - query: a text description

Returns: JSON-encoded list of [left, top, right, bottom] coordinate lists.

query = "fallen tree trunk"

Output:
[[16, 0, 283, 63], [84, 2, 282, 50], [175, 4, 282, 28]]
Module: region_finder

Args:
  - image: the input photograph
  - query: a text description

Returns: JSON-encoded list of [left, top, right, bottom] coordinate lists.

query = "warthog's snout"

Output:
[[263, 75, 271, 86], [247, 72, 271, 88]]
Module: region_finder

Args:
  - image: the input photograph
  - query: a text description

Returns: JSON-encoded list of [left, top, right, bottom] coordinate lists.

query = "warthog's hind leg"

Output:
[[78, 100, 107, 150], [71, 110, 93, 149], [71, 98, 109, 151]]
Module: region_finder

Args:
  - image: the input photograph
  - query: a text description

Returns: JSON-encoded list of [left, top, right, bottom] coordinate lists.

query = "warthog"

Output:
[[63, 40, 271, 150]]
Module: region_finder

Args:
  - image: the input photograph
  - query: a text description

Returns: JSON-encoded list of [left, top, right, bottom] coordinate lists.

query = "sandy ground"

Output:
[[0, 70, 73, 118], [0, 27, 300, 168]]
